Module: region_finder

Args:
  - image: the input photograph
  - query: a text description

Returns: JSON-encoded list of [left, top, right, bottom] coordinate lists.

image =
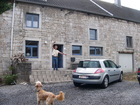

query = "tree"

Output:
[[0, 0, 13, 14]]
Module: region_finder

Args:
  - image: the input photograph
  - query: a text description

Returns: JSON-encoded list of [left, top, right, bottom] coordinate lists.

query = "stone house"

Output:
[[1, 0, 140, 74]]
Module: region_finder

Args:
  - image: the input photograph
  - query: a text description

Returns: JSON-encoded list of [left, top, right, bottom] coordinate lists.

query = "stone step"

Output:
[[29, 70, 73, 84]]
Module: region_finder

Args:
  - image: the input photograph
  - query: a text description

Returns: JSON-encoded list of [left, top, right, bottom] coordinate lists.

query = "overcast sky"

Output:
[[101, 0, 140, 10]]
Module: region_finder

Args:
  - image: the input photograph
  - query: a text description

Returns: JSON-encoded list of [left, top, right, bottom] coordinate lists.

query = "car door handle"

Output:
[[114, 70, 116, 71], [108, 70, 110, 71]]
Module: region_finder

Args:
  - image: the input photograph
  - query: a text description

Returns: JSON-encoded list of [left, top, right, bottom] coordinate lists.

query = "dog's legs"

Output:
[[46, 97, 54, 105], [37, 100, 41, 105], [42, 101, 45, 105], [51, 102, 54, 105]]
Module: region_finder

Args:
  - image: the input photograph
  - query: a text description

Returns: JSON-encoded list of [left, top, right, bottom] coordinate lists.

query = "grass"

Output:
[[123, 72, 137, 82]]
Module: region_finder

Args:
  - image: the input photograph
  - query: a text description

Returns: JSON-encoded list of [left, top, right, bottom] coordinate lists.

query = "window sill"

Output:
[[90, 55, 103, 56], [23, 27, 41, 31], [72, 54, 82, 56], [126, 47, 134, 50]]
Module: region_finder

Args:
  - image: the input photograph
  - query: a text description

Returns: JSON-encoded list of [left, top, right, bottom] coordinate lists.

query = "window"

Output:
[[90, 29, 97, 40], [78, 61, 101, 68], [104, 60, 117, 68], [126, 36, 133, 48], [72, 45, 82, 55], [26, 13, 39, 28], [104, 61, 110, 68], [108, 60, 117, 68], [90, 46, 103, 56], [25, 41, 39, 58]]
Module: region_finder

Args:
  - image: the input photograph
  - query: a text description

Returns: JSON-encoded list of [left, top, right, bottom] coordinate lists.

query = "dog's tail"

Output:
[[55, 91, 65, 101]]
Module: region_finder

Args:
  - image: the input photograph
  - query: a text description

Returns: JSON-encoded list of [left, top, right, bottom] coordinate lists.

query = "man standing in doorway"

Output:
[[52, 43, 66, 70]]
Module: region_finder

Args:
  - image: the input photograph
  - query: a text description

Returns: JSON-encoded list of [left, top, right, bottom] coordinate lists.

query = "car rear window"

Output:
[[78, 61, 101, 68]]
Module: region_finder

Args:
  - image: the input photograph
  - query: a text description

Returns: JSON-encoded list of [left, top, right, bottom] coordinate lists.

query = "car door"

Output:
[[103, 60, 116, 82], [108, 60, 120, 81]]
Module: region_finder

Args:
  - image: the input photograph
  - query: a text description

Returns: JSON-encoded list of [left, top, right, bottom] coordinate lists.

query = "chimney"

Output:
[[115, 0, 121, 7]]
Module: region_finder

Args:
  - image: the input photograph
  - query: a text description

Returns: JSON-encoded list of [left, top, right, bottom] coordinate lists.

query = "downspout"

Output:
[[10, 0, 15, 57]]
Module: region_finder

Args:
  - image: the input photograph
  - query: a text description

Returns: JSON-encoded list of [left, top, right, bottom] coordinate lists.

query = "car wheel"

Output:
[[73, 82, 81, 87], [118, 73, 123, 82], [101, 76, 109, 89]]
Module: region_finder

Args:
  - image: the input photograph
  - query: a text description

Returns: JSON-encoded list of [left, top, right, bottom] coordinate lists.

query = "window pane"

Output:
[[90, 46, 103, 56], [96, 48, 102, 55], [26, 13, 39, 28], [90, 29, 97, 40], [26, 47, 31, 57], [108, 61, 117, 68], [33, 47, 38, 57], [72, 46, 82, 55], [78, 61, 101, 68], [34, 15, 39, 21], [25, 40, 39, 58], [104, 61, 110, 68], [90, 47, 96, 55], [26, 14, 32, 27], [33, 21, 38, 28], [26, 41, 38, 46], [126, 36, 132, 48], [26, 14, 32, 21], [26, 20, 32, 27]]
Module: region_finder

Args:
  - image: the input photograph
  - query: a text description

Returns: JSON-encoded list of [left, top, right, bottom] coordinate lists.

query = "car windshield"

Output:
[[78, 61, 101, 68]]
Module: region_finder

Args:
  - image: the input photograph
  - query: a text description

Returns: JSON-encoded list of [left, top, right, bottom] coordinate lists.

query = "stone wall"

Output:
[[0, 9, 12, 74], [1, 2, 140, 73]]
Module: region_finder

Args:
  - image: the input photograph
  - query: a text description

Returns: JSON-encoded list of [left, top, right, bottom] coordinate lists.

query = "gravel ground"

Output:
[[0, 81, 140, 105]]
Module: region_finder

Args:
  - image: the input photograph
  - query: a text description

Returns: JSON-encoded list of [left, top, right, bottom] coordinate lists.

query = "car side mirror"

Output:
[[117, 65, 121, 68]]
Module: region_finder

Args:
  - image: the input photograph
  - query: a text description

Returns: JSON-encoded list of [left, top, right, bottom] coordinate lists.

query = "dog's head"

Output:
[[35, 81, 43, 88]]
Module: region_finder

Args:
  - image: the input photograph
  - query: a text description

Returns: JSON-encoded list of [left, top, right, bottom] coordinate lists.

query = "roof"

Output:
[[16, 0, 140, 23], [82, 59, 109, 61]]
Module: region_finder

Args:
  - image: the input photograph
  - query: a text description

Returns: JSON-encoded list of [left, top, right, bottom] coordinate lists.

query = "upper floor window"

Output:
[[126, 36, 133, 48], [90, 29, 97, 40], [72, 45, 82, 55], [26, 13, 39, 28], [90, 46, 103, 56], [25, 40, 39, 58]]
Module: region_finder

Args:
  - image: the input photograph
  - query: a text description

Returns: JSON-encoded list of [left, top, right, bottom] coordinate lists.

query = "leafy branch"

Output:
[[0, 0, 13, 14]]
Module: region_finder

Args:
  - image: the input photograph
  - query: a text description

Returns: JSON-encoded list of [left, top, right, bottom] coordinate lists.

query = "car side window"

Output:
[[104, 61, 110, 68], [108, 60, 117, 68]]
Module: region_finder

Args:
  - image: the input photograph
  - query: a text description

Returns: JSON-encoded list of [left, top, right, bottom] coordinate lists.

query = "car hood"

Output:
[[76, 68, 99, 74]]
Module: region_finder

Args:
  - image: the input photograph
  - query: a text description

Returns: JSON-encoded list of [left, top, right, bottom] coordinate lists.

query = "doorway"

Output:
[[52, 44, 63, 68]]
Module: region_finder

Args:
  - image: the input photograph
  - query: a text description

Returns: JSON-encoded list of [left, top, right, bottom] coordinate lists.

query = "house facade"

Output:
[[1, 0, 140, 74]]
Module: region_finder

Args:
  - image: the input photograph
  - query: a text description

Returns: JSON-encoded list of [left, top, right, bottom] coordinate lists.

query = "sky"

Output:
[[100, 0, 140, 10]]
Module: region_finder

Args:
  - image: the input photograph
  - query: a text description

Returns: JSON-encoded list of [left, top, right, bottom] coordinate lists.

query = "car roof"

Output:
[[82, 59, 109, 61]]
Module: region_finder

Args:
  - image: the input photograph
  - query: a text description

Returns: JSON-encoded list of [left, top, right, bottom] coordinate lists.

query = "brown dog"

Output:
[[35, 81, 65, 105]]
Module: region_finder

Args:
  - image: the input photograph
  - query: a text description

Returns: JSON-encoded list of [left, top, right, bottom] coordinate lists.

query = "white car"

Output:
[[72, 59, 123, 88]]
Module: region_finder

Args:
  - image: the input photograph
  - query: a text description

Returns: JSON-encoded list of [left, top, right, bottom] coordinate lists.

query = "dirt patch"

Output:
[[123, 72, 137, 81]]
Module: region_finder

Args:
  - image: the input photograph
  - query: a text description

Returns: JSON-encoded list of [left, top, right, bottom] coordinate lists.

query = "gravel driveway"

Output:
[[0, 81, 140, 105]]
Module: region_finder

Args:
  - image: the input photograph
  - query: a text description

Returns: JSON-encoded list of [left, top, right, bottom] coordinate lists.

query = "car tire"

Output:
[[73, 82, 81, 87], [118, 73, 123, 82], [101, 76, 109, 89]]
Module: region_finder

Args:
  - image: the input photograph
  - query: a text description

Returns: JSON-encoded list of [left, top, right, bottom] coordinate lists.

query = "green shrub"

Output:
[[0, 0, 12, 14], [4, 74, 17, 85]]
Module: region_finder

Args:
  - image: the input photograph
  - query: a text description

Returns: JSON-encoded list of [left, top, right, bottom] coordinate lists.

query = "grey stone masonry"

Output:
[[1, 2, 140, 74], [16, 63, 31, 83], [30, 70, 72, 83]]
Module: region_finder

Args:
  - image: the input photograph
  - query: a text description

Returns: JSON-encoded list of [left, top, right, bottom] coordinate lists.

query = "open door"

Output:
[[52, 44, 63, 68], [57, 45, 63, 68]]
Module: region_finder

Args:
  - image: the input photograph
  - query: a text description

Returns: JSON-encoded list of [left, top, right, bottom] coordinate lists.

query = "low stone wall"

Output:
[[30, 70, 73, 84], [16, 63, 31, 83]]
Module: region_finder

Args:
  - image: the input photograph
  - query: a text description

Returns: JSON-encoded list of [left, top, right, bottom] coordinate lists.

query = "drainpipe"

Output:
[[10, 0, 15, 57]]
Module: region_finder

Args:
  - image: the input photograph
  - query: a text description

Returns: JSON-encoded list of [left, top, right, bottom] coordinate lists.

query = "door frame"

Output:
[[50, 43, 66, 70]]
